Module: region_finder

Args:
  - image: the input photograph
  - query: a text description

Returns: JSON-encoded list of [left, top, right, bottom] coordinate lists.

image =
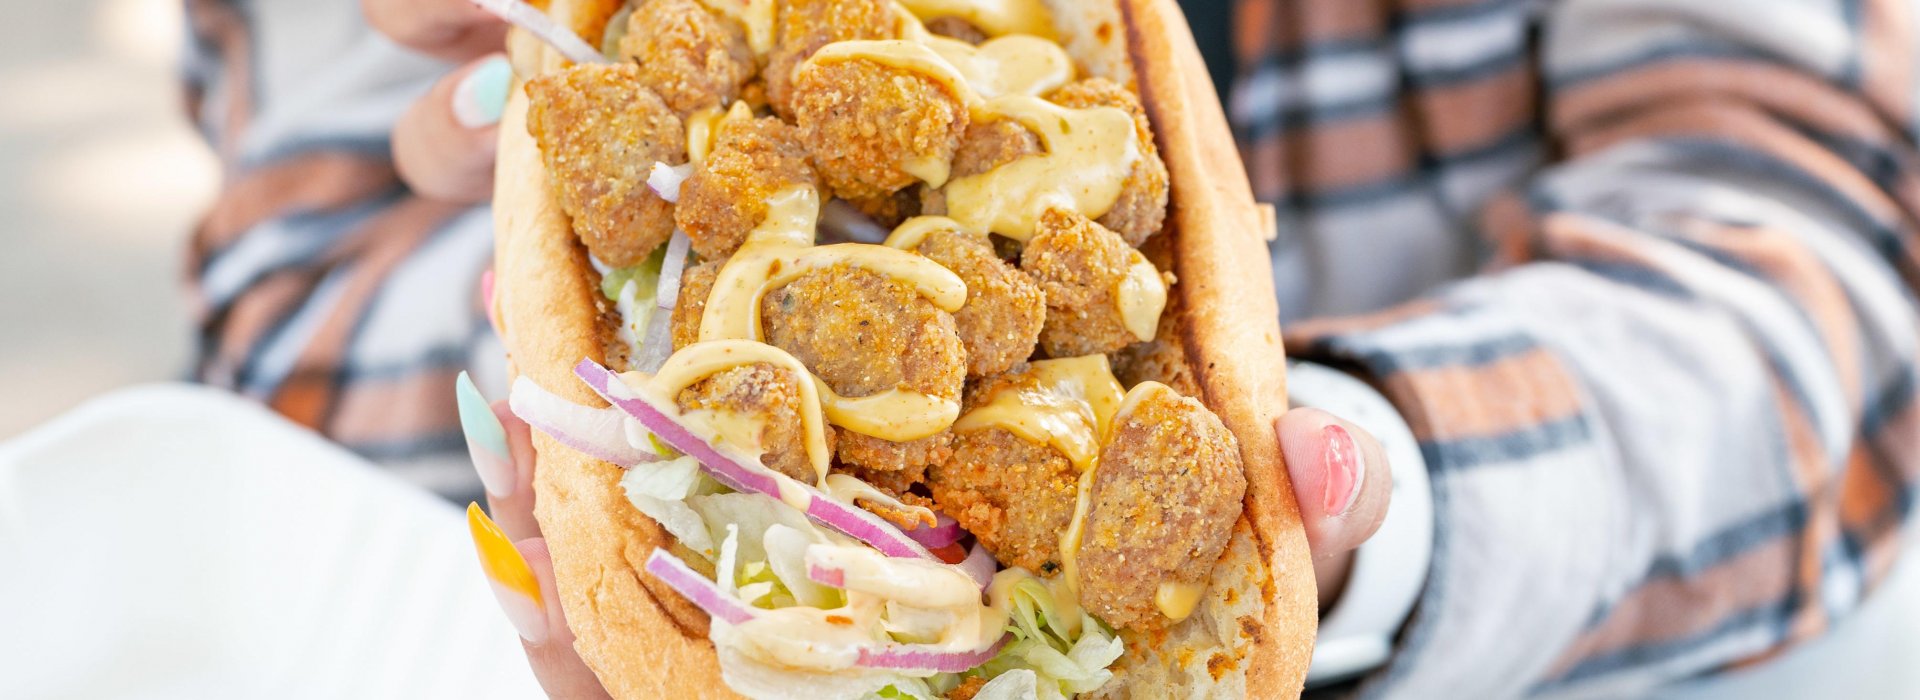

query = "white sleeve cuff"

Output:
[[1286, 360, 1435, 687]]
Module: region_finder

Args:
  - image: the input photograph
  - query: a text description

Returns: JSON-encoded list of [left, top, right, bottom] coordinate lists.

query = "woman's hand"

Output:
[[1275, 408, 1394, 611], [365, 0, 512, 203], [457, 373, 614, 699]]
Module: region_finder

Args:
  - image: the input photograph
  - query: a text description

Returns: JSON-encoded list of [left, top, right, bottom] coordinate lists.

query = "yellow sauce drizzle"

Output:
[[925, 34, 1071, 99], [1155, 581, 1205, 622], [951, 356, 1125, 471], [699, 187, 967, 344], [882, 215, 964, 251], [697, 0, 776, 55], [1115, 252, 1168, 342], [686, 102, 752, 166], [645, 339, 833, 482], [895, 0, 1055, 39], [942, 96, 1140, 241]]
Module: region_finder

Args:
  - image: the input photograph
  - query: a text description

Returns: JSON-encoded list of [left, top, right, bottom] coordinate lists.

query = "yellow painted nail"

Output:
[[468, 503, 542, 606]]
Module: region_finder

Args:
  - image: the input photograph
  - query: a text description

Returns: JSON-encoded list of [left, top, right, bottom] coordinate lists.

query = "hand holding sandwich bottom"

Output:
[[456, 372, 1392, 698]]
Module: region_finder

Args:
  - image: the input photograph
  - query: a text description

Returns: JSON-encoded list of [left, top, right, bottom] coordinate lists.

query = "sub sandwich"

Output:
[[486, 0, 1315, 697]]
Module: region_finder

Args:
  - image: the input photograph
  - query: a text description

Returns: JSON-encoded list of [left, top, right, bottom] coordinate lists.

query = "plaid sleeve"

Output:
[[181, 0, 503, 496], [1286, 0, 1920, 697]]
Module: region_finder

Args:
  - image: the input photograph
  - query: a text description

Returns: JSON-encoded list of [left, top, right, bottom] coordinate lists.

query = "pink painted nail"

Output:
[[481, 268, 500, 334], [1322, 424, 1363, 515]]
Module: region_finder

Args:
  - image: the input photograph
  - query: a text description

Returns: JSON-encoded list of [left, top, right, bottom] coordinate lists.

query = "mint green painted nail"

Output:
[[453, 55, 511, 128], [456, 371, 509, 457]]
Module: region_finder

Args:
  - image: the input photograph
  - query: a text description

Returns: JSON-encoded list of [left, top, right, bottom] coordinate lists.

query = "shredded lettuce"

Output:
[[621, 456, 724, 558], [971, 578, 1123, 700], [600, 244, 667, 302]]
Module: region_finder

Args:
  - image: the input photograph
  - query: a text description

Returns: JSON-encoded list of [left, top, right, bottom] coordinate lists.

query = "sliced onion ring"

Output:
[[645, 549, 756, 625], [574, 359, 938, 561], [957, 543, 996, 591], [467, 0, 608, 65], [508, 376, 655, 467], [903, 514, 964, 550]]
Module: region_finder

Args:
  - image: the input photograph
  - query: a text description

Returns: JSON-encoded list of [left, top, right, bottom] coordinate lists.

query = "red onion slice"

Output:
[[805, 563, 845, 589], [645, 548, 757, 625], [508, 376, 655, 467], [957, 543, 996, 591], [855, 635, 1011, 674], [574, 359, 939, 561], [902, 514, 964, 550], [467, 0, 608, 65]]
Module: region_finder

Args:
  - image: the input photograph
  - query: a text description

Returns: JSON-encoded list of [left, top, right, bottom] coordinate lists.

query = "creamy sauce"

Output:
[[698, 187, 966, 344], [822, 473, 938, 528], [686, 102, 750, 166], [882, 215, 963, 251], [816, 386, 960, 442], [647, 339, 834, 483], [1155, 581, 1205, 622], [925, 34, 1071, 99], [942, 96, 1140, 241], [1115, 252, 1168, 342], [951, 356, 1125, 471], [895, 0, 1055, 39], [807, 544, 978, 608], [697, 0, 776, 55]]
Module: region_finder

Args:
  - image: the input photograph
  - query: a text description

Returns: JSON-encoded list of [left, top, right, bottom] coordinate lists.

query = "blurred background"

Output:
[[0, 0, 213, 437]]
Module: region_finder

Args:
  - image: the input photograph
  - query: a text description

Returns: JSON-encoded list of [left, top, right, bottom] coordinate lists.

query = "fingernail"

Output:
[[452, 55, 511, 128], [481, 268, 500, 334], [457, 371, 515, 498], [1322, 423, 1363, 515], [467, 503, 549, 644]]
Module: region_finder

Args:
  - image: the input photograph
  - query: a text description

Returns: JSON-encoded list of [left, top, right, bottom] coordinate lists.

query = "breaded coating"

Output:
[[1110, 234, 1201, 396], [676, 363, 833, 483], [762, 264, 966, 473], [617, 0, 754, 116], [910, 227, 1044, 377], [670, 260, 721, 350], [1021, 208, 1167, 357], [922, 118, 1044, 218], [1048, 78, 1169, 247], [928, 367, 1081, 573], [790, 58, 970, 201], [952, 118, 1042, 179], [947, 675, 988, 700], [1076, 388, 1245, 630], [676, 116, 818, 260], [766, 0, 896, 117], [1110, 294, 1201, 398], [525, 64, 685, 267]]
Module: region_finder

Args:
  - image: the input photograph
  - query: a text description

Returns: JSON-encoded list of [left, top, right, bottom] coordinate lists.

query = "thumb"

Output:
[[1275, 407, 1392, 603]]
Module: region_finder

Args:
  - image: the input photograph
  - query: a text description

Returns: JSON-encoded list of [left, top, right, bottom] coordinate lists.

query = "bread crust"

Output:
[[493, 1, 1314, 697]]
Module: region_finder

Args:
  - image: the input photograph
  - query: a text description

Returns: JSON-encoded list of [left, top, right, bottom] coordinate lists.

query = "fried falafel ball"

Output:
[[1021, 208, 1171, 358], [905, 224, 1044, 377], [675, 116, 818, 260], [1076, 387, 1246, 630], [925, 366, 1081, 573], [616, 0, 755, 116], [762, 263, 966, 473], [921, 118, 1042, 216], [1047, 78, 1170, 247], [525, 64, 685, 267], [766, 0, 897, 117], [676, 363, 832, 483], [790, 57, 970, 201], [670, 260, 721, 350]]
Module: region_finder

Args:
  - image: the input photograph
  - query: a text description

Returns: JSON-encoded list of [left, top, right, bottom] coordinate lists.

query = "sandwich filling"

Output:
[[508, 1, 1250, 697]]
